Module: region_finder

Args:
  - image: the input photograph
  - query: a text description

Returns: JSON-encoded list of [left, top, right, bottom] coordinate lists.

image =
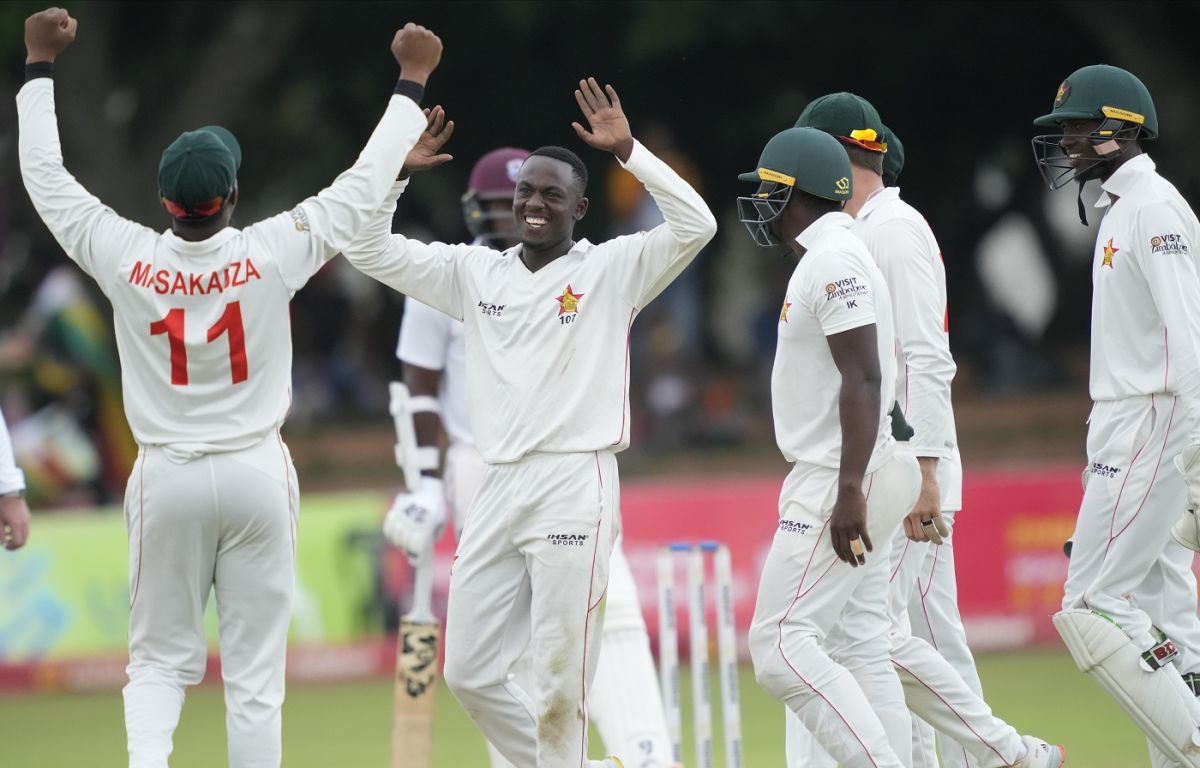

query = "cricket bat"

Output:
[[390, 550, 439, 767]]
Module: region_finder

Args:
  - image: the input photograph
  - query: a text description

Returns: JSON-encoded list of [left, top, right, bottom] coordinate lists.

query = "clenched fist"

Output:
[[25, 7, 77, 64], [391, 23, 442, 86]]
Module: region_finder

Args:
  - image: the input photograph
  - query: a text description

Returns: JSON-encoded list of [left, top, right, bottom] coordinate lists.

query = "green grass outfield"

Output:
[[1, 649, 1148, 766]]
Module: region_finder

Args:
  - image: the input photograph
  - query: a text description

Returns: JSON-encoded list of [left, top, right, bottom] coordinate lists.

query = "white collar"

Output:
[[795, 211, 854, 251], [856, 186, 900, 219], [1095, 154, 1155, 209]]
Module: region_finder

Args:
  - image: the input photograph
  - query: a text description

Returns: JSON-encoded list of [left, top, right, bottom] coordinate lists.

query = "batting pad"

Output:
[[1054, 609, 1200, 766]]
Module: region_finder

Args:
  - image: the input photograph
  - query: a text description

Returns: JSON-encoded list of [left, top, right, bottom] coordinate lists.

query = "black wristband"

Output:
[[394, 78, 424, 105], [25, 61, 54, 82]]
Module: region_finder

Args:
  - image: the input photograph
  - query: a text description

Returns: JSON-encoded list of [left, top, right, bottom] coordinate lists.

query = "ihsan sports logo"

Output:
[[1150, 234, 1189, 255], [547, 533, 589, 547], [1089, 462, 1121, 479], [778, 519, 813, 534]]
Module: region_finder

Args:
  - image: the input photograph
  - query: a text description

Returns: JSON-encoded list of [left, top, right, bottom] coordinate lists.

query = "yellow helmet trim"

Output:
[[1101, 106, 1145, 124], [758, 168, 796, 187]]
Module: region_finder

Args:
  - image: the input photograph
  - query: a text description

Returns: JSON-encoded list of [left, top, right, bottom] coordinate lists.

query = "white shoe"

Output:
[[603, 758, 625, 768], [1016, 735, 1066, 767], [1173, 508, 1200, 552]]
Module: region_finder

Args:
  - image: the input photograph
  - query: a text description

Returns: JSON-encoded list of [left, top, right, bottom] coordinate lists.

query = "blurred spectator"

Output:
[[607, 122, 707, 449], [0, 265, 134, 506]]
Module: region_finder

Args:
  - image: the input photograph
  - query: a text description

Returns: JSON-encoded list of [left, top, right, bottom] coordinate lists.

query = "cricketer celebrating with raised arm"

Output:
[[389, 145, 677, 768], [1033, 65, 1200, 767], [343, 77, 716, 768], [16, 8, 443, 767], [738, 125, 920, 768]]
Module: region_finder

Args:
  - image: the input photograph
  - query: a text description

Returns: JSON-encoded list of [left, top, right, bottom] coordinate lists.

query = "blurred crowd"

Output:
[[0, 119, 1122, 509], [0, 1, 1194, 508]]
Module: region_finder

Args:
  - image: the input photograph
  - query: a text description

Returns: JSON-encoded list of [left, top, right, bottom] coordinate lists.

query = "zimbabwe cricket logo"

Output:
[[398, 620, 439, 698], [780, 300, 792, 323], [555, 284, 585, 324], [1102, 238, 1118, 269], [1055, 80, 1070, 107]]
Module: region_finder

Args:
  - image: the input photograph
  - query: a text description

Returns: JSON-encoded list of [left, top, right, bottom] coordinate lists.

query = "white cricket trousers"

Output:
[[443, 450, 619, 768], [123, 434, 298, 768], [786, 508, 1024, 768], [445, 445, 672, 768], [750, 449, 920, 768], [890, 509, 986, 768], [1064, 395, 1193, 652]]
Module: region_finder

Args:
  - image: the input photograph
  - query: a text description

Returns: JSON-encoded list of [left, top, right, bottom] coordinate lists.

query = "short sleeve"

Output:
[[803, 246, 878, 336]]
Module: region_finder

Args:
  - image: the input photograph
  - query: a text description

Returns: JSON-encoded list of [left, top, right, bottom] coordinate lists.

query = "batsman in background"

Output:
[[344, 77, 715, 768], [1034, 65, 1200, 767], [16, 8, 442, 767], [387, 146, 677, 768]]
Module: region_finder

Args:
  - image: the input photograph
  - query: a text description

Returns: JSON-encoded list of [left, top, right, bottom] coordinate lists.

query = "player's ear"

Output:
[[573, 195, 589, 221], [227, 183, 239, 209]]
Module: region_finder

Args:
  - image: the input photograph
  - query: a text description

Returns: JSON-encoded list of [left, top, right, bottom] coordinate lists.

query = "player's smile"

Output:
[[1058, 119, 1101, 168], [513, 155, 586, 253]]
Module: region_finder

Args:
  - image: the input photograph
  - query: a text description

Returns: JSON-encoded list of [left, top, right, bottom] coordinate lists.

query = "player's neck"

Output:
[[172, 219, 228, 242], [1099, 144, 1145, 184], [519, 239, 575, 273], [845, 167, 884, 218]]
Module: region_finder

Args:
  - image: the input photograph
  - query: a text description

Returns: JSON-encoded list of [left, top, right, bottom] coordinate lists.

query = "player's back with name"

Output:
[[102, 219, 306, 450]]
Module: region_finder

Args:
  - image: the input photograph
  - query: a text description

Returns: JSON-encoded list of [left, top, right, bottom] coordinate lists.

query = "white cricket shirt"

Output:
[[18, 78, 427, 458], [0, 406, 25, 494], [772, 212, 897, 472], [1090, 154, 1200, 444], [396, 293, 473, 447], [345, 140, 717, 464], [854, 187, 963, 510]]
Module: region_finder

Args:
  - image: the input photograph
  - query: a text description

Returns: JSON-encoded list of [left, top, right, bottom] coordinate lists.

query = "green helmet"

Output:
[[1033, 64, 1157, 139], [881, 125, 904, 187], [737, 127, 851, 246], [1032, 64, 1156, 196]]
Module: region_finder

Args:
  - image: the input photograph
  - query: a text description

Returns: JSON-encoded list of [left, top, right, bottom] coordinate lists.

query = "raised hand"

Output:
[[401, 106, 455, 178], [391, 23, 443, 86], [571, 77, 634, 163], [25, 7, 77, 63]]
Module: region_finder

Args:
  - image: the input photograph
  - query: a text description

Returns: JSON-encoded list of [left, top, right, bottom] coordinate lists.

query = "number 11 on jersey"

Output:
[[149, 301, 249, 385]]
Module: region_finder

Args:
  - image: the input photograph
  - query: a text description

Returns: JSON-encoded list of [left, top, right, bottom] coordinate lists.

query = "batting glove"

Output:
[[384, 478, 446, 566]]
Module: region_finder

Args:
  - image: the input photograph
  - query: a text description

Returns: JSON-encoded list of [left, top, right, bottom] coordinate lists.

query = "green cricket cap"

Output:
[[881, 125, 904, 186], [795, 92, 888, 153], [1033, 64, 1158, 139], [158, 125, 242, 218], [738, 127, 853, 202]]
